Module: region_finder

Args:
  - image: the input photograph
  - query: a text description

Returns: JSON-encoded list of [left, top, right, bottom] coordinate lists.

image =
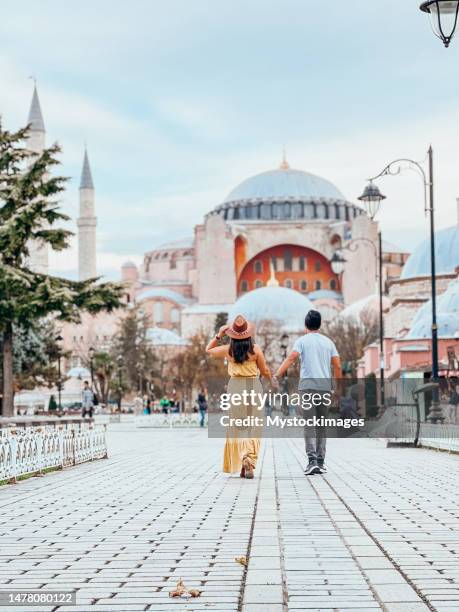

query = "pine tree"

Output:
[[0, 122, 124, 417]]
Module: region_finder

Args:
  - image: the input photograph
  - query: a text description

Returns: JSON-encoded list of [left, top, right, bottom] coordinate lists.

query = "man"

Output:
[[82, 381, 95, 418], [273, 310, 341, 476]]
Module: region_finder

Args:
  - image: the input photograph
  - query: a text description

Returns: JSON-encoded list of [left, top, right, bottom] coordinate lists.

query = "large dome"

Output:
[[401, 225, 459, 280], [212, 162, 364, 223], [228, 286, 314, 333], [406, 278, 459, 339], [225, 168, 345, 202]]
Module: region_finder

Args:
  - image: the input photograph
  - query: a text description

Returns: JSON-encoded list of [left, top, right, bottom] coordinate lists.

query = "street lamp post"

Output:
[[88, 346, 95, 387], [55, 334, 63, 412], [362, 148, 442, 421], [420, 1, 459, 47], [117, 355, 124, 412], [331, 232, 386, 411]]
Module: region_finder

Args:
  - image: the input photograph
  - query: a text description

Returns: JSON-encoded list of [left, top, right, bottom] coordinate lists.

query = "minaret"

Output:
[[26, 83, 48, 274], [77, 149, 97, 280]]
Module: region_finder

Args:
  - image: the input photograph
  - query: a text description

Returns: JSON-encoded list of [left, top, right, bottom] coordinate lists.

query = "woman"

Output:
[[206, 315, 271, 479]]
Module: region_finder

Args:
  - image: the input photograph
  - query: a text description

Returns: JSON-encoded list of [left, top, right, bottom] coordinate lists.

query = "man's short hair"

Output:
[[305, 310, 321, 330]]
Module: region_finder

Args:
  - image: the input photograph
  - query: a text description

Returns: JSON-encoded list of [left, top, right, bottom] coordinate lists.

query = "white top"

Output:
[[293, 332, 339, 390], [82, 388, 94, 408]]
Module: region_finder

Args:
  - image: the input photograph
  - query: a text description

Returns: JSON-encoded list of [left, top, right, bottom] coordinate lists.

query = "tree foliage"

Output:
[[0, 122, 124, 416], [324, 312, 379, 376]]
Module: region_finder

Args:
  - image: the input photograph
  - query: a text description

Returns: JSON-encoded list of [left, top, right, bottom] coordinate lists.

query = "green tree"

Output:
[[214, 312, 228, 335], [110, 307, 157, 394], [0, 122, 124, 416]]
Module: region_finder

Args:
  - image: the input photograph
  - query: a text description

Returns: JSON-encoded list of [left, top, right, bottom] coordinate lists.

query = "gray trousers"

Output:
[[301, 390, 328, 462]]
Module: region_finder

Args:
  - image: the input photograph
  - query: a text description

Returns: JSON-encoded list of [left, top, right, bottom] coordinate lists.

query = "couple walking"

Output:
[[206, 309, 341, 479]]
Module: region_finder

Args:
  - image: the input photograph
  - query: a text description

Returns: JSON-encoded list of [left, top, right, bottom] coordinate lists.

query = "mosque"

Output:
[[24, 86, 459, 381]]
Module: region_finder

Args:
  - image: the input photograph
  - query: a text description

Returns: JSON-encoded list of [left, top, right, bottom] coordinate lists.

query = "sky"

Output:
[[1, 0, 459, 280]]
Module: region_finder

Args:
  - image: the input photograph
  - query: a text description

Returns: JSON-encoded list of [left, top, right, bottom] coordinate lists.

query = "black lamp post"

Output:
[[362, 148, 441, 421], [117, 355, 124, 412], [55, 334, 63, 412], [331, 233, 386, 411], [88, 346, 95, 387], [420, 1, 459, 47]]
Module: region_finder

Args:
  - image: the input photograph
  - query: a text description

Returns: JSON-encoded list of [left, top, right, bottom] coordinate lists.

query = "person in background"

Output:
[[160, 396, 169, 414], [197, 388, 208, 428], [82, 381, 95, 418], [273, 310, 341, 476]]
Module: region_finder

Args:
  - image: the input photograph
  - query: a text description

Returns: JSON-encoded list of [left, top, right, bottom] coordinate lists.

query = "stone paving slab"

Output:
[[0, 425, 458, 611]]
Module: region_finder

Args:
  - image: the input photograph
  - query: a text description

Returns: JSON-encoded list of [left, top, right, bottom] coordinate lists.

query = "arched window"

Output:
[[291, 203, 303, 219], [284, 249, 293, 271], [315, 260, 322, 272], [260, 203, 271, 219], [254, 260, 263, 274], [299, 256, 307, 271], [170, 307, 180, 323], [284, 279, 293, 289], [240, 280, 249, 293], [315, 280, 322, 290], [329, 279, 337, 291], [154, 302, 163, 323], [255, 280, 263, 289], [300, 280, 308, 292]]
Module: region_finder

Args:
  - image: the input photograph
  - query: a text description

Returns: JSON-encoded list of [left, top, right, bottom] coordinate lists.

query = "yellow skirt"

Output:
[[223, 376, 263, 474]]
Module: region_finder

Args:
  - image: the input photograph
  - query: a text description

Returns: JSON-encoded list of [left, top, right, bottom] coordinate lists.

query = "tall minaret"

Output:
[[26, 84, 49, 274], [77, 149, 97, 280]]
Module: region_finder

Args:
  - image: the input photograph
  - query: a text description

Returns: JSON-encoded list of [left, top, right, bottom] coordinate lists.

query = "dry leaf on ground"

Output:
[[169, 578, 186, 598], [168, 577, 202, 599], [235, 556, 248, 567]]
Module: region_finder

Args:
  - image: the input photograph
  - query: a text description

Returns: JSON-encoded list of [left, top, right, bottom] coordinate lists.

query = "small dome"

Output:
[[308, 290, 344, 302], [228, 286, 314, 333], [156, 237, 194, 250], [122, 260, 137, 268], [67, 366, 91, 379], [136, 288, 191, 306], [146, 327, 188, 346], [401, 225, 459, 279], [406, 278, 459, 339], [341, 293, 391, 323], [225, 168, 345, 202]]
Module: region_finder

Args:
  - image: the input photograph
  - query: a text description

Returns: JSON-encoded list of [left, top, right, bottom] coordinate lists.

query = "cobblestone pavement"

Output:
[[0, 424, 457, 612]]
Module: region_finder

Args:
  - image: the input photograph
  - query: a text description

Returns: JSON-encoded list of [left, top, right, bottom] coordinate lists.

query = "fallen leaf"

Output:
[[169, 578, 186, 598], [235, 556, 248, 567], [168, 578, 202, 599]]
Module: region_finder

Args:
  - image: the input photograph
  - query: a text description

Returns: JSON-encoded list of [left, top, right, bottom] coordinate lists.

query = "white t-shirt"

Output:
[[293, 332, 339, 390]]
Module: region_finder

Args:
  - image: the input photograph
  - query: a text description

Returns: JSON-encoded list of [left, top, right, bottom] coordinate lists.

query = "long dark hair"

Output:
[[229, 337, 255, 364]]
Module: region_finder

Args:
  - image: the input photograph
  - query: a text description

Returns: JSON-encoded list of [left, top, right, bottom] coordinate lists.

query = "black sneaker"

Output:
[[317, 462, 327, 473], [304, 460, 321, 476]]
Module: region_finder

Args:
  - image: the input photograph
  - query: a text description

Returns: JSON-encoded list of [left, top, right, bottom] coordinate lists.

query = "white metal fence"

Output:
[[0, 425, 108, 483], [135, 413, 203, 428]]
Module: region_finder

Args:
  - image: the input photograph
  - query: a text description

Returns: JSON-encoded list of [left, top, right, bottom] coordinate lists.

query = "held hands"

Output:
[[271, 375, 280, 390]]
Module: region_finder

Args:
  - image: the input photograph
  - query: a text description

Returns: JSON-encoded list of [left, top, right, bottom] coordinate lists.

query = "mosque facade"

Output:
[[23, 86, 458, 381]]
